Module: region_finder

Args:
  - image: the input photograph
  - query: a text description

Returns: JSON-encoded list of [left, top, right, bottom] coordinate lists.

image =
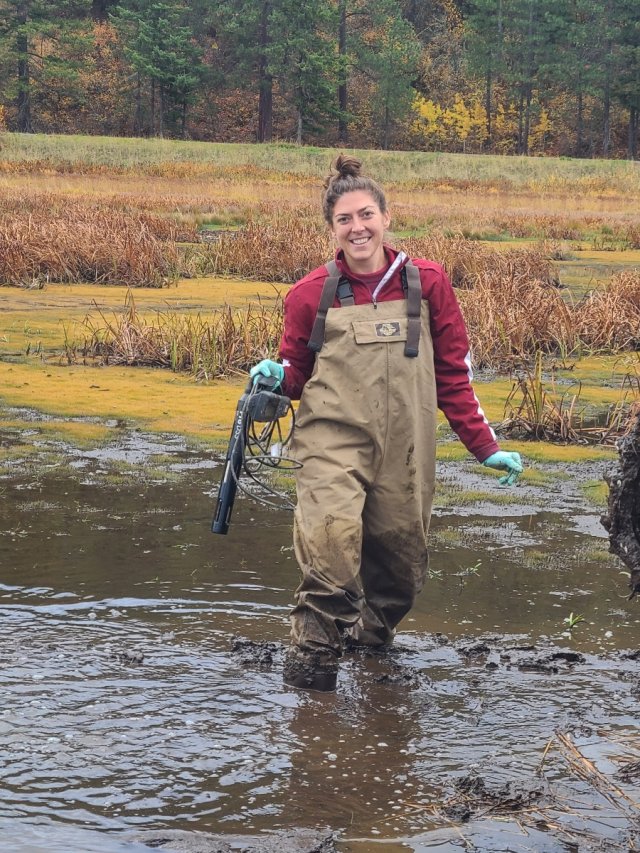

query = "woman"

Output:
[[250, 155, 522, 692]]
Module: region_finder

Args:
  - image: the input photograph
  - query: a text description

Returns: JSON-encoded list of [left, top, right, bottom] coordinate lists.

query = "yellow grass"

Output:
[[0, 360, 242, 441], [0, 276, 286, 441], [0, 278, 285, 358], [0, 416, 114, 448]]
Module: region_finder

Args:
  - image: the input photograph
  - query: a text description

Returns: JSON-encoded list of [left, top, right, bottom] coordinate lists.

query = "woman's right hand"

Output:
[[249, 359, 284, 389]]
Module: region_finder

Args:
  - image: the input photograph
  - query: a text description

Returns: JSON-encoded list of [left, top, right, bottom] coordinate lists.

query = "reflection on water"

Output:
[[1, 436, 639, 852]]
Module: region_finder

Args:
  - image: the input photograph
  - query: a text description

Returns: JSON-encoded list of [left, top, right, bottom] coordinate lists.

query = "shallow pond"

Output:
[[1, 427, 639, 852]]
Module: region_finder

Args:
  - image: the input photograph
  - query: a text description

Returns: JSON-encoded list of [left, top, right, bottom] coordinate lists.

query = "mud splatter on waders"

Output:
[[283, 261, 436, 692]]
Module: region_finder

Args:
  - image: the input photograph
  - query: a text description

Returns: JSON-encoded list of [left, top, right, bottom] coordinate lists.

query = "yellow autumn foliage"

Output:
[[411, 93, 486, 151]]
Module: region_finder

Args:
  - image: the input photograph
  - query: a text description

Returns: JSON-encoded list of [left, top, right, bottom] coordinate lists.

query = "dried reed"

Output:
[[0, 208, 186, 287], [67, 290, 283, 380], [192, 211, 331, 282], [498, 352, 640, 445], [575, 270, 640, 352]]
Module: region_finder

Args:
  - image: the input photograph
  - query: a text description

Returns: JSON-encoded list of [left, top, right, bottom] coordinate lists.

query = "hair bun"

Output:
[[324, 154, 362, 189], [335, 154, 361, 178]]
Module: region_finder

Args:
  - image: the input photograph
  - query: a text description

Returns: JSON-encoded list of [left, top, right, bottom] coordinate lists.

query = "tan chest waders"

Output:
[[288, 263, 437, 655]]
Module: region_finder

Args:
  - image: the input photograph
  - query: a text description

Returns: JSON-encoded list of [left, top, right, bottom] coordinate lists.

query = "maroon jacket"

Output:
[[279, 245, 499, 462]]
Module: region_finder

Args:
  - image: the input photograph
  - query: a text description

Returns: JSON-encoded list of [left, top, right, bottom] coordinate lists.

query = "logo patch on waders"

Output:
[[375, 321, 401, 338]]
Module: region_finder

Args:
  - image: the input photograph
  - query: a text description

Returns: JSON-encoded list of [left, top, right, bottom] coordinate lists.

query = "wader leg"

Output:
[[349, 474, 432, 647], [290, 490, 366, 654]]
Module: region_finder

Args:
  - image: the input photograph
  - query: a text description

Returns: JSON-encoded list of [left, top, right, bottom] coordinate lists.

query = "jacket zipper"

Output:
[[370, 251, 407, 308]]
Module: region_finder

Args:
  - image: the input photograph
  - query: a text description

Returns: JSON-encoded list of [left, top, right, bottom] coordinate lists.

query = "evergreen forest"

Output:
[[0, 0, 639, 158]]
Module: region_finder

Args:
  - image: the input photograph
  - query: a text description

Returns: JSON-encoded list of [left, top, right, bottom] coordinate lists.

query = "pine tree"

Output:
[[362, 7, 421, 149], [268, 0, 340, 143], [609, 0, 640, 158], [0, 0, 91, 132], [466, 0, 506, 149], [111, 0, 204, 137], [339, 0, 421, 149]]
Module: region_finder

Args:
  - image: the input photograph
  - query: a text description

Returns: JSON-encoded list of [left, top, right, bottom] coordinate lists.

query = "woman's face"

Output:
[[330, 190, 390, 274]]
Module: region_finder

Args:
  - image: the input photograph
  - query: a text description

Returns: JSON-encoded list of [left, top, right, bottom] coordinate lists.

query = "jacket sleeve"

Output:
[[423, 264, 500, 462], [278, 282, 317, 401]]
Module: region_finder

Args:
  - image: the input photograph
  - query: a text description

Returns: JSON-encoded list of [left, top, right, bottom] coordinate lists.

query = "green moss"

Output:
[[429, 528, 467, 548], [436, 443, 471, 462], [514, 443, 617, 463], [577, 543, 614, 562], [519, 467, 557, 486], [580, 479, 609, 507], [520, 549, 557, 570], [435, 479, 522, 507]]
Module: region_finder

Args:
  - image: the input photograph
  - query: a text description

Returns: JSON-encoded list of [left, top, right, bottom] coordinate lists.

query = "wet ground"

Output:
[[1, 417, 639, 853]]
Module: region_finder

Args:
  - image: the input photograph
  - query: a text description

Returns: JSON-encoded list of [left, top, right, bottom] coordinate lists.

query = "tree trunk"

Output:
[[484, 65, 492, 150], [134, 73, 143, 136], [338, 0, 348, 144], [601, 413, 640, 598], [158, 87, 164, 138], [628, 108, 639, 160], [151, 79, 156, 136], [522, 85, 532, 155], [91, 0, 110, 21], [519, 0, 534, 156], [382, 104, 390, 150], [16, 1, 33, 133], [517, 92, 525, 154], [181, 98, 187, 139], [257, 1, 273, 143], [575, 88, 583, 157], [602, 70, 611, 157], [296, 108, 303, 145], [601, 0, 613, 157], [258, 76, 273, 143]]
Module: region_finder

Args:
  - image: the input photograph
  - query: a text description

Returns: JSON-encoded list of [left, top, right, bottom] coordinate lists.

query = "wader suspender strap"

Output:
[[307, 261, 354, 353], [307, 260, 421, 356], [402, 262, 422, 358]]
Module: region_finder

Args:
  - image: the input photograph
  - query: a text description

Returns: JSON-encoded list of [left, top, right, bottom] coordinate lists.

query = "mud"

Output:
[[231, 637, 281, 670], [1, 422, 640, 852]]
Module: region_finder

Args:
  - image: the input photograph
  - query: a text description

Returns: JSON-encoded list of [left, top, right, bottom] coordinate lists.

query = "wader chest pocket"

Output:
[[352, 318, 408, 345]]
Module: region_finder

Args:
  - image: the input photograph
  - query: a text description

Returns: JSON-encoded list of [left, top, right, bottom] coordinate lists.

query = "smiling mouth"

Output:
[[350, 236, 370, 245]]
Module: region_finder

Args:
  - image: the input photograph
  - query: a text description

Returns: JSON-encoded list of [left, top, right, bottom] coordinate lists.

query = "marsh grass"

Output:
[[0, 207, 186, 287], [191, 209, 331, 281], [191, 216, 561, 287], [67, 290, 283, 380], [62, 229, 640, 379], [498, 351, 640, 444], [576, 270, 640, 351]]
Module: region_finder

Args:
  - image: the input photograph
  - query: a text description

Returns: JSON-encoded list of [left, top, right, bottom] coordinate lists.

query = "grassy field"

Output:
[[3, 133, 640, 191], [0, 133, 638, 460]]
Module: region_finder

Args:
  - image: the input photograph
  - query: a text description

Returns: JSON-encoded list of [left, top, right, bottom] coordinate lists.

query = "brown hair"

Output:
[[322, 154, 387, 224]]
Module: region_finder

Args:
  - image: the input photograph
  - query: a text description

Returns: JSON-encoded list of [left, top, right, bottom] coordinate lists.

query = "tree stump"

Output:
[[601, 414, 640, 599]]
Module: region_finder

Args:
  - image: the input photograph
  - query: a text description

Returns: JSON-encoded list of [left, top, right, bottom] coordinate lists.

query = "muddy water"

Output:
[[1, 429, 639, 852]]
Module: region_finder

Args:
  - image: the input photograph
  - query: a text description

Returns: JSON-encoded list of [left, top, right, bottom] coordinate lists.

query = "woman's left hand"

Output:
[[482, 451, 523, 486]]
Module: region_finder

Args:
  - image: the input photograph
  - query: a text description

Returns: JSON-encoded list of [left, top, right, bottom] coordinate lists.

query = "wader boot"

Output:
[[288, 280, 437, 662], [283, 646, 338, 693]]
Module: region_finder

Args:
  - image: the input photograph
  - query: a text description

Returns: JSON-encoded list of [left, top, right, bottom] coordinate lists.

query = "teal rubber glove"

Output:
[[249, 359, 284, 389], [482, 450, 523, 486]]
